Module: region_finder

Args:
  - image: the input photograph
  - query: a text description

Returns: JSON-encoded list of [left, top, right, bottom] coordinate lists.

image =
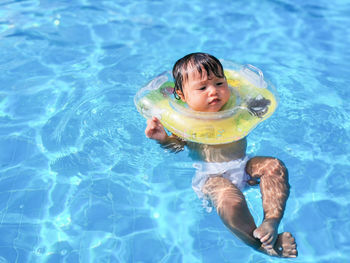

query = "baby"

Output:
[[145, 53, 297, 257]]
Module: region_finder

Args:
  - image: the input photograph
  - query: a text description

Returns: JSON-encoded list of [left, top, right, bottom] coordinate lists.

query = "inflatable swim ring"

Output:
[[134, 60, 278, 145]]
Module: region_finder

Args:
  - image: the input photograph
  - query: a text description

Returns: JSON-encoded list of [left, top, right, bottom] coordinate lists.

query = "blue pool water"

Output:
[[1, 0, 350, 262]]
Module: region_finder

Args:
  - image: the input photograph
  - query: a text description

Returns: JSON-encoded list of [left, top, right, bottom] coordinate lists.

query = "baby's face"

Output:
[[177, 66, 230, 112]]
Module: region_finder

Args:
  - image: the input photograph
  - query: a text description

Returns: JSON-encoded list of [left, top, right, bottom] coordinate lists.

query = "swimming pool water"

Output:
[[1, 0, 350, 262]]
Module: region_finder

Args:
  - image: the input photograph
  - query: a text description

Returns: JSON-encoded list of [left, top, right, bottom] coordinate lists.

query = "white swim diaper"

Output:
[[192, 156, 250, 212]]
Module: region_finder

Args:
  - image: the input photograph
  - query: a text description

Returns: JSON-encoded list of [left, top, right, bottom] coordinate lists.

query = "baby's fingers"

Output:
[[152, 116, 162, 126], [151, 117, 165, 130], [145, 127, 156, 138], [145, 121, 156, 135], [147, 117, 158, 126], [147, 118, 155, 127]]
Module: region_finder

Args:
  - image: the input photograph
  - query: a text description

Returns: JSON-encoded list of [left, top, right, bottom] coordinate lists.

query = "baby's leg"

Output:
[[245, 157, 297, 257], [202, 177, 262, 250]]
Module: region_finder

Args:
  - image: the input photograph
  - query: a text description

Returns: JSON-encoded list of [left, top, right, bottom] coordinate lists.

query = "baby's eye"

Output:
[[216, 82, 223, 86], [199, 86, 206, 90]]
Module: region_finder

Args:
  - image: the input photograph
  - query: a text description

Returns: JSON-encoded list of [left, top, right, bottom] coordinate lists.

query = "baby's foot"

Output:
[[272, 232, 298, 258], [254, 219, 297, 258], [253, 218, 279, 252]]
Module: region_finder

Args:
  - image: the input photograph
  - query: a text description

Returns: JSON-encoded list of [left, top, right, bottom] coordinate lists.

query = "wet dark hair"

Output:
[[172, 52, 225, 99]]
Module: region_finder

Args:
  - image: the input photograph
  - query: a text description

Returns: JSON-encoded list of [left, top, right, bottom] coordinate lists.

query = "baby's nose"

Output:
[[208, 85, 218, 95]]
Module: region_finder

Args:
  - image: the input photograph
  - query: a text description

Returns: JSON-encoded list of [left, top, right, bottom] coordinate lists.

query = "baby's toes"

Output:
[[260, 233, 272, 244], [253, 228, 263, 239]]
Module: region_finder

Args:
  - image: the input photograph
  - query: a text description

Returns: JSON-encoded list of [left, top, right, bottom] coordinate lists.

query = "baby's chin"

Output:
[[209, 104, 227, 112], [200, 107, 223, 113], [191, 108, 220, 113], [190, 103, 224, 112]]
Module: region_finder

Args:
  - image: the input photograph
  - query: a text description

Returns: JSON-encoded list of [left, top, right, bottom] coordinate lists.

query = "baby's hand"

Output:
[[145, 117, 168, 143]]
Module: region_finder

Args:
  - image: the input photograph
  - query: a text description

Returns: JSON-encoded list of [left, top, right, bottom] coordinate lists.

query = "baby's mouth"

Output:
[[209, 98, 220, 105]]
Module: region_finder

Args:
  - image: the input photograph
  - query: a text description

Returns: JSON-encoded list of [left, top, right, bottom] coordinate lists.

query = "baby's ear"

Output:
[[176, 90, 186, 102]]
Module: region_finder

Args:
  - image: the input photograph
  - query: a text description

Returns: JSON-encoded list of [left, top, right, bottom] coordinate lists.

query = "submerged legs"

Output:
[[202, 157, 297, 257]]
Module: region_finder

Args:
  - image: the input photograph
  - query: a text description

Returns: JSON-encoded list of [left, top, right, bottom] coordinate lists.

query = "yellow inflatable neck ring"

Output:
[[135, 60, 278, 145]]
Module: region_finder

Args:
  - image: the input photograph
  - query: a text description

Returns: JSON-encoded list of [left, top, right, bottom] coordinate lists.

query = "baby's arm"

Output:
[[145, 117, 186, 153]]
